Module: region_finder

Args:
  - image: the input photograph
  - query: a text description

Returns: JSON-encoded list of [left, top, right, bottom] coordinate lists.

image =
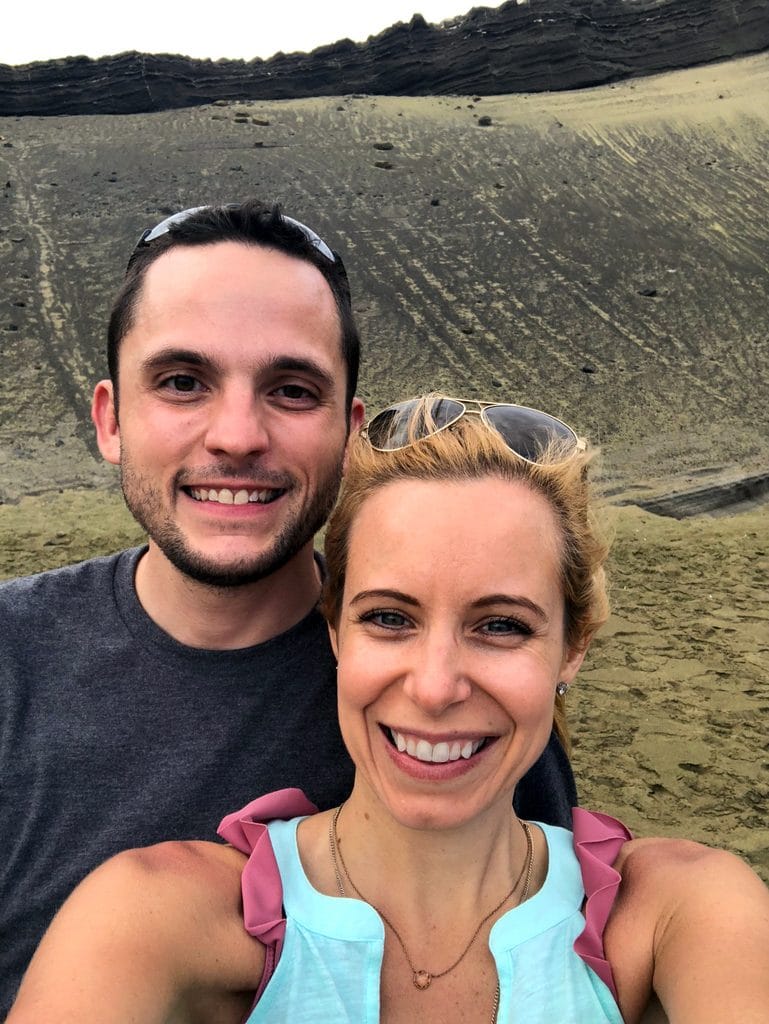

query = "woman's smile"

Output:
[[331, 474, 586, 828], [384, 726, 491, 763]]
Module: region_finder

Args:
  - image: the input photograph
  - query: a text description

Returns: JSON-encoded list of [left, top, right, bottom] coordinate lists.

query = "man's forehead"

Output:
[[121, 242, 345, 374], [126, 243, 339, 337], [139, 239, 334, 296]]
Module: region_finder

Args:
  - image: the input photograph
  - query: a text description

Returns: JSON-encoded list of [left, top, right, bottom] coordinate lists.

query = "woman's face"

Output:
[[330, 476, 587, 832]]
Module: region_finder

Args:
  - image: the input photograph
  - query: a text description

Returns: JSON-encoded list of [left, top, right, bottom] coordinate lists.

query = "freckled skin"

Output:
[[330, 476, 585, 833]]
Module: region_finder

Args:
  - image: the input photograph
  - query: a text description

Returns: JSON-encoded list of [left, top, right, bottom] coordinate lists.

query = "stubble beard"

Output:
[[119, 456, 345, 589]]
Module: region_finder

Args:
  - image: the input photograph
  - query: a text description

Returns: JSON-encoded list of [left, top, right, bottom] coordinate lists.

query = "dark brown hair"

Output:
[[107, 200, 360, 411]]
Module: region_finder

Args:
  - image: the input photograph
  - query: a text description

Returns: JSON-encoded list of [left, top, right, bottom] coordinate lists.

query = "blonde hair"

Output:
[[322, 399, 610, 750]]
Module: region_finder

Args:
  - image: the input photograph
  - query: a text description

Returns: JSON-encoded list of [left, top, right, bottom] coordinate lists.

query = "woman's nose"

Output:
[[402, 637, 472, 716]]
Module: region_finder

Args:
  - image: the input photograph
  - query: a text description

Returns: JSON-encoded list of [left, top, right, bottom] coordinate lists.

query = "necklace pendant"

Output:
[[413, 970, 432, 990]]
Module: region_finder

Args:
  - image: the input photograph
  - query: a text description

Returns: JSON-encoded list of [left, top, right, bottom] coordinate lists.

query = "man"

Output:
[[0, 200, 576, 1014]]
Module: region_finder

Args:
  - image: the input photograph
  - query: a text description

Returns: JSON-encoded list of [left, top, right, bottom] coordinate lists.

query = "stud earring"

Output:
[[555, 681, 570, 697]]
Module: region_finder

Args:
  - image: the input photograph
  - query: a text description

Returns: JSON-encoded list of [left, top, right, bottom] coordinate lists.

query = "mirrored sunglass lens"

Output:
[[144, 206, 209, 244], [367, 398, 464, 449], [281, 214, 335, 262], [484, 405, 576, 461]]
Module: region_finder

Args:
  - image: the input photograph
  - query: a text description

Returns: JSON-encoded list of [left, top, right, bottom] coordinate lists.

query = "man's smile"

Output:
[[186, 486, 285, 505]]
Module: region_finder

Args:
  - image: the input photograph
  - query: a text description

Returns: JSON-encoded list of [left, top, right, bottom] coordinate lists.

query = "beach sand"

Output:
[[0, 53, 767, 880], [1, 487, 766, 883]]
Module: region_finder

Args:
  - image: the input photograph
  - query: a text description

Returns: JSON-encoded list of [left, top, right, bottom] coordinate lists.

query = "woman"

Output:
[[9, 396, 769, 1023]]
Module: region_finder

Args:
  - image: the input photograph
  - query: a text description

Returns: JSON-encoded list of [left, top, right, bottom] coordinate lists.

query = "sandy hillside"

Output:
[[0, 54, 767, 880]]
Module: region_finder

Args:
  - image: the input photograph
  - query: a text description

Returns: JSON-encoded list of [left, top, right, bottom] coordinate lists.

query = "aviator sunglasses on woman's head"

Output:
[[125, 204, 340, 272], [363, 397, 585, 464]]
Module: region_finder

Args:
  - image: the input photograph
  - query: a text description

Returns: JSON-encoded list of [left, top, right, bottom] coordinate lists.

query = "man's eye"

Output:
[[274, 384, 315, 401], [162, 375, 200, 393]]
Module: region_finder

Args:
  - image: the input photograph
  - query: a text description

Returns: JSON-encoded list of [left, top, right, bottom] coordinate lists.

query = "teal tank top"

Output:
[[245, 816, 624, 1023]]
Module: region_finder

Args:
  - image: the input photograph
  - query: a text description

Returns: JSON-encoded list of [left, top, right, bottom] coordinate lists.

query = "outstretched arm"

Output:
[[608, 838, 769, 1024], [652, 845, 769, 1023], [7, 840, 262, 1024]]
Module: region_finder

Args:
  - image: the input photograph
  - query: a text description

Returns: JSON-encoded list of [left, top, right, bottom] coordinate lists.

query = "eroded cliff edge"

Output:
[[1, 0, 768, 116]]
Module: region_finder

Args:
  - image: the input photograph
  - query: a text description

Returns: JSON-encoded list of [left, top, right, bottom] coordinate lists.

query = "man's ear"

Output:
[[91, 380, 121, 466], [343, 398, 365, 472], [349, 397, 365, 433]]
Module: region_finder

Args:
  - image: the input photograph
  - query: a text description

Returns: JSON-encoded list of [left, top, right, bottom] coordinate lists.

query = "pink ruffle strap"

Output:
[[572, 807, 632, 1001], [218, 793, 631, 1007], [217, 788, 318, 1002]]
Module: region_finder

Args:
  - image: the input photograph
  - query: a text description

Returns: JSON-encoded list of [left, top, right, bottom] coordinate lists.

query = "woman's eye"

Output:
[[480, 617, 532, 637], [361, 609, 409, 629]]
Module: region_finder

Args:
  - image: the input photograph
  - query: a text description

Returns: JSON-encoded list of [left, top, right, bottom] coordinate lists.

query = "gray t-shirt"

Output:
[[0, 547, 576, 1015], [0, 547, 351, 1014]]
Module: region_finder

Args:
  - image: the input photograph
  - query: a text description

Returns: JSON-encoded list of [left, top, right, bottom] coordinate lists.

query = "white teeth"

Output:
[[390, 730, 485, 764], [415, 739, 433, 761], [432, 742, 450, 763], [190, 487, 279, 504], [249, 490, 270, 503]]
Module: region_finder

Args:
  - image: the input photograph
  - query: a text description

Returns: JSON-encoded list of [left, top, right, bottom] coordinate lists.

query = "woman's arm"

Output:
[[608, 837, 769, 1024], [7, 840, 263, 1024]]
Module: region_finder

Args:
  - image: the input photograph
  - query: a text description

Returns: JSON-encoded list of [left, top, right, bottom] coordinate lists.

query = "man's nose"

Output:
[[203, 388, 270, 458], [402, 635, 472, 717]]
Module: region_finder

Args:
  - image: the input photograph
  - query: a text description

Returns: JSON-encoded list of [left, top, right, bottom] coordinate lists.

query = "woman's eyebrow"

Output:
[[471, 595, 548, 620], [350, 589, 419, 608]]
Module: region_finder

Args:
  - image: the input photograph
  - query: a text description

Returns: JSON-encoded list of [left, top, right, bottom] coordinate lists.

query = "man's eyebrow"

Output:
[[268, 356, 337, 391], [350, 588, 419, 607], [139, 348, 217, 373], [472, 595, 548, 620], [137, 351, 337, 390]]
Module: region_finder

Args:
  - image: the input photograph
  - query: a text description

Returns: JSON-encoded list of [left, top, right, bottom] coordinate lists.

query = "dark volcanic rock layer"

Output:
[[1, 0, 768, 116]]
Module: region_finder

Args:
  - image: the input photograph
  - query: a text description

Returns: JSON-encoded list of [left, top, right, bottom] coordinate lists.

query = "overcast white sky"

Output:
[[3, 1, 506, 66]]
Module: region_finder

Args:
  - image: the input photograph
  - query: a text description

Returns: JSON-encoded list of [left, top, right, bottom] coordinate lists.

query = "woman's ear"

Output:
[[327, 621, 339, 661], [560, 636, 590, 686]]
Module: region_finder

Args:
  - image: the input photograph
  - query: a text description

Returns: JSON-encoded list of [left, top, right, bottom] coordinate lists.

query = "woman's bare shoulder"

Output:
[[109, 838, 247, 889], [71, 838, 249, 929], [609, 834, 768, 965], [8, 840, 260, 1024], [614, 834, 764, 896], [608, 836, 769, 1024]]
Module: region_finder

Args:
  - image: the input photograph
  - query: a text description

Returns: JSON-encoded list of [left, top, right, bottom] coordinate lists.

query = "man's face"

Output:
[[93, 240, 363, 588]]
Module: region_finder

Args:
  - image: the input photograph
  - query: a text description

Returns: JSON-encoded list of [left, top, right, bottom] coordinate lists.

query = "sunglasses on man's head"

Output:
[[125, 204, 339, 273], [363, 397, 584, 464]]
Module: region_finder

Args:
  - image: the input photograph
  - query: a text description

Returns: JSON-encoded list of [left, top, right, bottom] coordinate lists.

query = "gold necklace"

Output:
[[328, 803, 534, 997]]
